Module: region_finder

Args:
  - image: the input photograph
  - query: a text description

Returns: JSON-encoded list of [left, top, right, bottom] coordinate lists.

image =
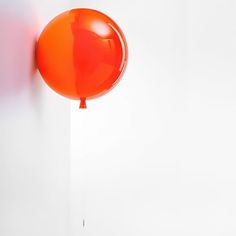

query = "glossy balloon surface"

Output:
[[36, 8, 128, 106]]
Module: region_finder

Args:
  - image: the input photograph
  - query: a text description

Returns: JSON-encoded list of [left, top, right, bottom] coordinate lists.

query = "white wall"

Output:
[[0, 1, 70, 236], [70, 0, 236, 235]]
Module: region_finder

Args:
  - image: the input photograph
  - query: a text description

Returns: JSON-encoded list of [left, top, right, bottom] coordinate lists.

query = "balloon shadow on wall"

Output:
[[0, 1, 40, 107]]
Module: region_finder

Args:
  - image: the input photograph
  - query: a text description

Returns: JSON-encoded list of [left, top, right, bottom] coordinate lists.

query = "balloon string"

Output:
[[79, 98, 87, 109]]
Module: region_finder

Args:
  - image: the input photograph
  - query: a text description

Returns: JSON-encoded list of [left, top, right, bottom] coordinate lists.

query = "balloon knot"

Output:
[[79, 98, 87, 109]]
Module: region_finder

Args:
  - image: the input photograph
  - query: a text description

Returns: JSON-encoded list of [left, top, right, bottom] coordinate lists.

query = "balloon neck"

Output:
[[79, 98, 87, 109]]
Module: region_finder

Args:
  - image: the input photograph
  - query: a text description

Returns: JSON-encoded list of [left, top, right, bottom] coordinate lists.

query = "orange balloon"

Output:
[[36, 8, 128, 108]]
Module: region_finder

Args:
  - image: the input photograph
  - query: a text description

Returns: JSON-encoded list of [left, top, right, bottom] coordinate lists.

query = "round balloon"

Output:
[[36, 8, 128, 108]]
